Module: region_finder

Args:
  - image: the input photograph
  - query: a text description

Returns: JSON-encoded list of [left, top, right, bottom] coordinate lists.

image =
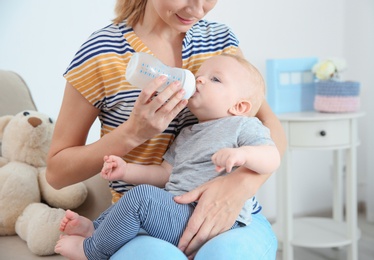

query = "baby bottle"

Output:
[[125, 52, 196, 99]]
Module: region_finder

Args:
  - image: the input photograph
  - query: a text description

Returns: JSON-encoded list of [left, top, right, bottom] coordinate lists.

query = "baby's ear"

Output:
[[228, 100, 252, 116]]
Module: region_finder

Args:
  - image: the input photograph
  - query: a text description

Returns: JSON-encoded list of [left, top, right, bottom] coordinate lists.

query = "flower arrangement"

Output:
[[312, 58, 360, 113], [312, 58, 347, 81]]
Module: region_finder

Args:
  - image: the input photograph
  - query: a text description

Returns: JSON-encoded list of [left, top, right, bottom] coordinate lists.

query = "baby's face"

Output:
[[188, 55, 250, 122]]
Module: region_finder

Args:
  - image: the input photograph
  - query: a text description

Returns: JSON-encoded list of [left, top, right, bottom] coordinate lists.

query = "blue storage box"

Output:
[[266, 57, 318, 114]]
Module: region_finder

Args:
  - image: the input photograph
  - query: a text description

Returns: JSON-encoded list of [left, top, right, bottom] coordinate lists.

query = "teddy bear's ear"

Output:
[[0, 115, 13, 139]]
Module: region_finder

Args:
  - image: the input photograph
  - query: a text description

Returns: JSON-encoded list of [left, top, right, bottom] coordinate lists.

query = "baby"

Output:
[[55, 53, 280, 260]]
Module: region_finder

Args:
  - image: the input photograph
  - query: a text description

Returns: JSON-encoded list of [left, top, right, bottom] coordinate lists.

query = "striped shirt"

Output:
[[64, 19, 243, 203]]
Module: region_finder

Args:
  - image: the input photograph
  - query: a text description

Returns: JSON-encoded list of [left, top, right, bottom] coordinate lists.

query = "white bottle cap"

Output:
[[183, 69, 196, 99]]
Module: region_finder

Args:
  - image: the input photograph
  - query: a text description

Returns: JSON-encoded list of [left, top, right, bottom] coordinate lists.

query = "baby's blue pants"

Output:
[[87, 184, 277, 259]]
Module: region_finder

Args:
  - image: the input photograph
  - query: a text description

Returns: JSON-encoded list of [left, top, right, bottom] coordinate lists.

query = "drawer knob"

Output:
[[320, 130, 326, 136]]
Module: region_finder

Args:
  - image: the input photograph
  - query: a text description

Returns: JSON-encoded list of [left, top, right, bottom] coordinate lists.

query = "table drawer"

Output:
[[287, 120, 350, 147]]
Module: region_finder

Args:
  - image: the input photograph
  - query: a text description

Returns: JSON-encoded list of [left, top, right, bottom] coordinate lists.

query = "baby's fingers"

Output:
[[101, 165, 112, 178], [215, 165, 225, 173]]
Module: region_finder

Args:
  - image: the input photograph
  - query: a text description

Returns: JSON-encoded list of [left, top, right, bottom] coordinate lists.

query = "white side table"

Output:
[[272, 111, 364, 260]]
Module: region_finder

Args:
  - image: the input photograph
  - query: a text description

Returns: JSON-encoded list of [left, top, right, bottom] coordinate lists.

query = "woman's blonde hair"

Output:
[[113, 0, 148, 26]]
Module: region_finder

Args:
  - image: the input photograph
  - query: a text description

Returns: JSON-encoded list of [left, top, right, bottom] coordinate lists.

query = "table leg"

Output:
[[281, 149, 293, 260], [346, 119, 358, 260], [333, 150, 343, 222]]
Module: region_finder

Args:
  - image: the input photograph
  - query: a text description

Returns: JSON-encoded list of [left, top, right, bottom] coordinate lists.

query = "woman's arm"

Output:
[[176, 99, 287, 258], [256, 100, 287, 156], [46, 78, 187, 189]]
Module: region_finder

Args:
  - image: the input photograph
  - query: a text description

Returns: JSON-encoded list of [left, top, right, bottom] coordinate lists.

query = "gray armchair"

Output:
[[0, 70, 112, 259], [0, 70, 37, 116]]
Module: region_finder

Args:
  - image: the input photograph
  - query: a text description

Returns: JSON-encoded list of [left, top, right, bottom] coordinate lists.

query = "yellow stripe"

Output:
[[125, 31, 150, 53], [102, 125, 173, 165], [111, 189, 122, 204], [65, 53, 136, 104], [124, 134, 174, 165]]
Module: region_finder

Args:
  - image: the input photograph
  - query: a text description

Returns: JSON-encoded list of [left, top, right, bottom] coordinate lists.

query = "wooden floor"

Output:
[[275, 212, 374, 260]]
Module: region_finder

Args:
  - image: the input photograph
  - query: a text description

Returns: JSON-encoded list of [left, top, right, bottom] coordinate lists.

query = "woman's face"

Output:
[[151, 0, 217, 32]]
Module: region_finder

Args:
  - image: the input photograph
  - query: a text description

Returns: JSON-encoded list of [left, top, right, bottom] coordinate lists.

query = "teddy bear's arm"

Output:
[[38, 167, 88, 209]]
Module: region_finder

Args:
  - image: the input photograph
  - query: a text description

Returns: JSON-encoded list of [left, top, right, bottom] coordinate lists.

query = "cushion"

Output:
[[0, 70, 37, 116]]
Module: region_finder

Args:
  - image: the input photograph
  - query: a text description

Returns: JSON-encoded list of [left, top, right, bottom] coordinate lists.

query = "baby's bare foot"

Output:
[[60, 210, 94, 238], [55, 235, 87, 260]]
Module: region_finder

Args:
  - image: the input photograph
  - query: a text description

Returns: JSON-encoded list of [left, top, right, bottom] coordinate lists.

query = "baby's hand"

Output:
[[101, 155, 117, 180], [211, 148, 246, 173], [101, 155, 126, 181]]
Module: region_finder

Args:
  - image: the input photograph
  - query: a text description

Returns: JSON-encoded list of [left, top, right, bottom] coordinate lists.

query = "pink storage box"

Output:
[[314, 80, 360, 113]]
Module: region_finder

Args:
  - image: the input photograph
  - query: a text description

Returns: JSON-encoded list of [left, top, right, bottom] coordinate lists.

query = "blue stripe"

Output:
[[251, 196, 262, 214], [182, 20, 239, 53], [66, 44, 131, 72], [315, 80, 360, 96]]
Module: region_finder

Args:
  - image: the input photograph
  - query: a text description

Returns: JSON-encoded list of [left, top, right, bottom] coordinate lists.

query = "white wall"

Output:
[[343, 0, 374, 222], [0, 0, 373, 221], [0, 0, 116, 142]]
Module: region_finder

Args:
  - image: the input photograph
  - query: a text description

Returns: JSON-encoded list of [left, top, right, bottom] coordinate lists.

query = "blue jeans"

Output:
[[110, 212, 277, 260]]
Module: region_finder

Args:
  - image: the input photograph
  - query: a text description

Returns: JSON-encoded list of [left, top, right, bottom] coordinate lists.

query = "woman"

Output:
[[46, 0, 286, 259]]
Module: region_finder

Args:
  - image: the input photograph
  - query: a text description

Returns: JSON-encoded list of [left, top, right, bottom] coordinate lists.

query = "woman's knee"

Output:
[[195, 214, 277, 260], [110, 235, 187, 260]]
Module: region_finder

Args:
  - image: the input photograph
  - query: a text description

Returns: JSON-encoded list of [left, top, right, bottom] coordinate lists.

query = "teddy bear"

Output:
[[0, 110, 88, 256]]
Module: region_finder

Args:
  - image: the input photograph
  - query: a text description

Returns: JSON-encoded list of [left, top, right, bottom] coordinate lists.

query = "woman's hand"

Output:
[[174, 169, 257, 259], [126, 76, 188, 144]]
